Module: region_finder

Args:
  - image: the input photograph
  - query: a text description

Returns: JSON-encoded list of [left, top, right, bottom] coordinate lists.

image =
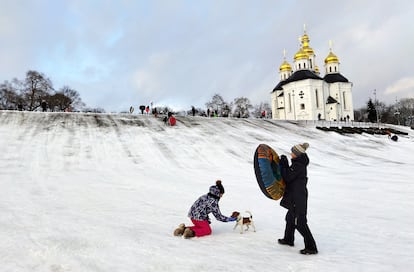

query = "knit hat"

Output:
[[291, 143, 309, 157], [216, 180, 225, 194], [209, 180, 225, 197]]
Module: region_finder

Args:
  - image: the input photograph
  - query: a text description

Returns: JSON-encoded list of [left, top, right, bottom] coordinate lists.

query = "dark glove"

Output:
[[226, 217, 237, 222], [280, 155, 288, 167]]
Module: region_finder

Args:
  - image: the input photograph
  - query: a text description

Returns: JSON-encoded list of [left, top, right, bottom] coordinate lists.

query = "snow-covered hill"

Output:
[[1, 111, 413, 272]]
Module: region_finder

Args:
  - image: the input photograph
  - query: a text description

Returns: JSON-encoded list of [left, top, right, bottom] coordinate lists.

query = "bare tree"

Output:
[[0, 80, 21, 110], [21, 70, 54, 111], [399, 98, 414, 125], [46, 86, 85, 112], [253, 102, 272, 118], [205, 93, 224, 112], [0, 70, 93, 111], [205, 93, 231, 117], [233, 97, 253, 118]]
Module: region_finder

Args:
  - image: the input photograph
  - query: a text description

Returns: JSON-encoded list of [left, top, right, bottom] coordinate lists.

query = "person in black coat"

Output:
[[278, 142, 318, 255]]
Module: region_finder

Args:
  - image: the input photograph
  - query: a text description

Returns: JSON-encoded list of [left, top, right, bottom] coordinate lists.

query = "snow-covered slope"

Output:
[[1, 111, 413, 272]]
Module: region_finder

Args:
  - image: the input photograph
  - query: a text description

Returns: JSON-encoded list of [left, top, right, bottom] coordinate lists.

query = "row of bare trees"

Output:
[[202, 94, 414, 124], [202, 93, 271, 118], [355, 97, 414, 126], [0, 70, 85, 112]]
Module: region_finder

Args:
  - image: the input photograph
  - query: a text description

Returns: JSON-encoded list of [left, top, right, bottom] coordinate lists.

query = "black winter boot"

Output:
[[300, 248, 318, 255], [278, 239, 294, 246], [183, 228, 195, 239], [173, 223, 186, 236]]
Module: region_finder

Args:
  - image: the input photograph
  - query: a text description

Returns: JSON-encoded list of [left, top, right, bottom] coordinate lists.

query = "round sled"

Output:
[[253, 144, 285, 200]]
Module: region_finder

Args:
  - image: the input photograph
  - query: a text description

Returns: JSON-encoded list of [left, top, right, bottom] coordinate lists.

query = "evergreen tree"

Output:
[[367, 98, 377, 123]]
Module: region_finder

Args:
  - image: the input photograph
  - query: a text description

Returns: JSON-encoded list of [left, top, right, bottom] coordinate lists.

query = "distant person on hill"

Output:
[[173, 180, 237, 238], [139, 105, 146, 114], [163, 112, 176, 126], [385, 130, 398, 142], [168, 114, 176, 126], [41, 100, 47, 112], [163, 112, 172, 124], [278, 143, 318, 255]]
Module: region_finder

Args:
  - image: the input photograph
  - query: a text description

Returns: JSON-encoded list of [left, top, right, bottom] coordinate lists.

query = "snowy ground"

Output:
[[0, 111, 413, 272]]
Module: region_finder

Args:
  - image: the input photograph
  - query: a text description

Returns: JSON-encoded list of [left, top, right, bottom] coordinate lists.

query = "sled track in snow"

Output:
[[0, 111, 309, 132], [1, 110, 412, 142]]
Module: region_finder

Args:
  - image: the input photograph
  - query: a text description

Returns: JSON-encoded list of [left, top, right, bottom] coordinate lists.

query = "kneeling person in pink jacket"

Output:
[[174, 180, 236, 238]]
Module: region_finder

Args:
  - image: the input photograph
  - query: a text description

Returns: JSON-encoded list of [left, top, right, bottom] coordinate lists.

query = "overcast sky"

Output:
[[1, 0, 413, 112]]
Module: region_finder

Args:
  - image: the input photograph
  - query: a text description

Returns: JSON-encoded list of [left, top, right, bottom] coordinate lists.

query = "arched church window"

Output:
[[300, 104, 305, 110]]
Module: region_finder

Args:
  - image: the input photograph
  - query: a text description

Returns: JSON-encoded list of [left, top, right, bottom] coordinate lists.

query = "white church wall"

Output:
[[271, 92, 279, 119], [325, 103, 338, 121]]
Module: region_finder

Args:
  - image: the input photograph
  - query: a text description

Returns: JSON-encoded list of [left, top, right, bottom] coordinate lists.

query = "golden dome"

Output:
[[279, 60, 292, 72], [314, 65, 320, 73], [303, 46, 314, 56], [294, 48, 308, 60], [324, 51, 339, 64], [301, 34, 310, 44], [301, 33, 314, 55]]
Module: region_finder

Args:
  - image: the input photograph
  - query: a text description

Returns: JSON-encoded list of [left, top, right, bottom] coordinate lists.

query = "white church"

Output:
[[271, 29, 354, 121]]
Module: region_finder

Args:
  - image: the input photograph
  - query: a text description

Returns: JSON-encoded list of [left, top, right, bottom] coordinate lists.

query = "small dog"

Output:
[[231, 211, 256, 234]]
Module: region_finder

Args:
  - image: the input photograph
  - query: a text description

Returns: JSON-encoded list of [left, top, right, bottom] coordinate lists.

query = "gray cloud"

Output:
[[1, 0, 413, 111]]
